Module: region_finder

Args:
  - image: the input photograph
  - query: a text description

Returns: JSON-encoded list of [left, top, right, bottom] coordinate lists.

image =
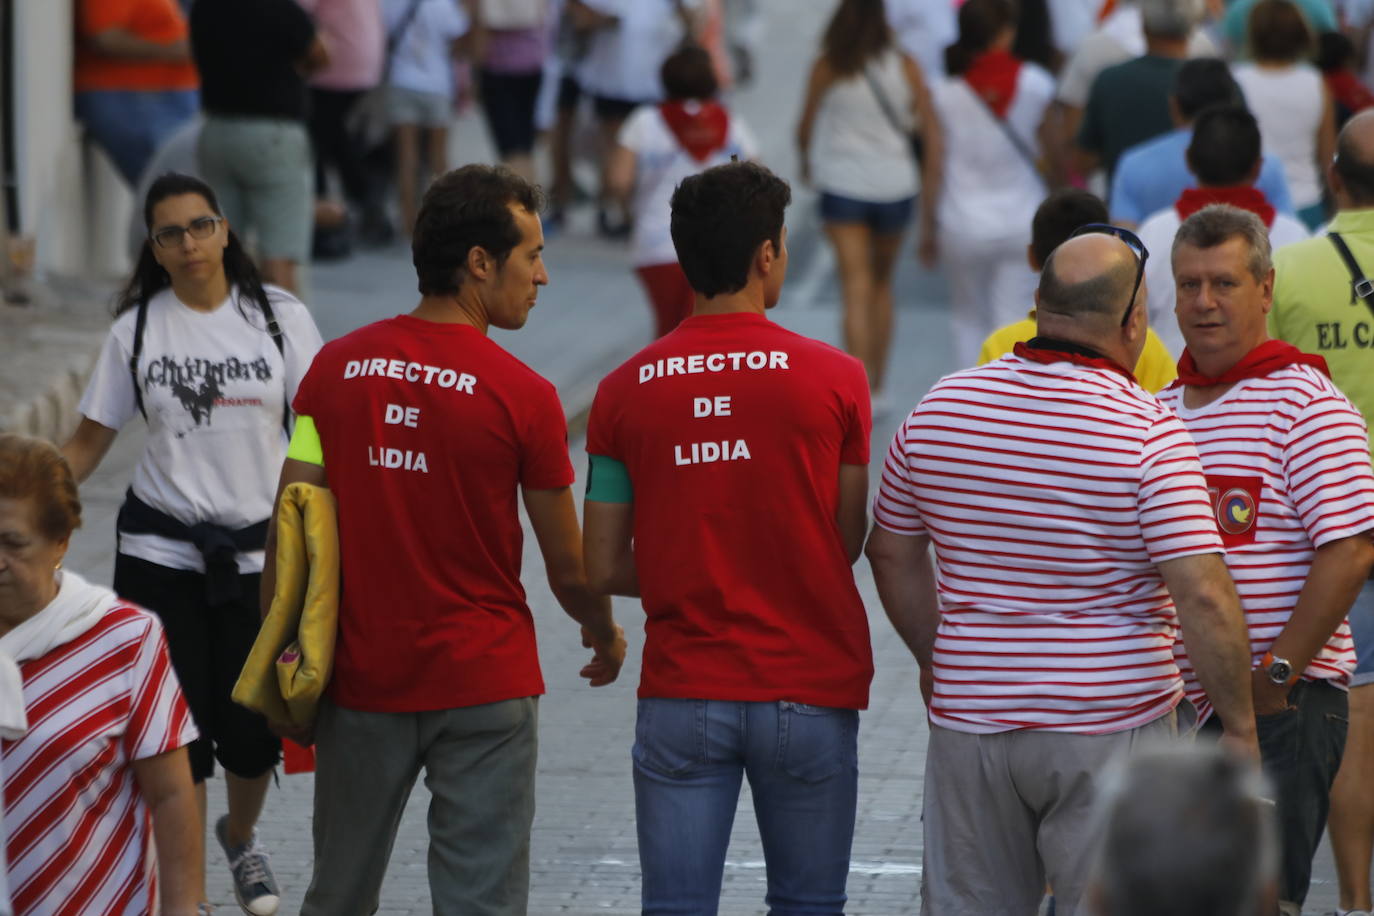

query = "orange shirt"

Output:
[[74, 0, 199, 93]]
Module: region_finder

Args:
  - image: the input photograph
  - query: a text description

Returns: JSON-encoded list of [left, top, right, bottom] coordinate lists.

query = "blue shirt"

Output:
[[1109, 127, 1295, 225]]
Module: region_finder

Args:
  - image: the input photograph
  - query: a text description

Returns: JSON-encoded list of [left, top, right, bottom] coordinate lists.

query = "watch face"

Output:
[[1268, 660, 1293, 685]]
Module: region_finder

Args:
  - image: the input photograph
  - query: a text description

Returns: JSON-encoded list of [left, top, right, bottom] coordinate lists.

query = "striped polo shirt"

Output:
[[874, 350, 1224, 735], [1159, 364, 1374, 721], [3, 604, 197, 916]]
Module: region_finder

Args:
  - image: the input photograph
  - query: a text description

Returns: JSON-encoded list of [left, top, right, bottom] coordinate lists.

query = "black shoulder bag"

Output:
[[1328, 231, 1374, 319]]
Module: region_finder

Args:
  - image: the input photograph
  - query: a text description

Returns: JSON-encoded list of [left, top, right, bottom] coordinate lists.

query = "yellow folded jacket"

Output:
[[232, 482, 340, 730]]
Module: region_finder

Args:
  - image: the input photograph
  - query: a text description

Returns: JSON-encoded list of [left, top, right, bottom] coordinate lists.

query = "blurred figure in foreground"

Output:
[[1086, 746, 1278, 916]]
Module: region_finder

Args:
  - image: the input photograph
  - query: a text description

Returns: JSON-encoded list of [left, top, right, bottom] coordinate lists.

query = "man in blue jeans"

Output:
[[582, 161, 874, 914]]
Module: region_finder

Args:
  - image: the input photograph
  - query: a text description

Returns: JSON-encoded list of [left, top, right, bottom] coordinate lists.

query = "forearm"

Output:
[[551, 581, 617, 637], [142, 757, 203, 914], [1271, 536, 1374, 674], [87, 28, 189, 61], [60, 417, 118, 484], [866, 530, 939, 667], [1178, 585, 1256, 736]]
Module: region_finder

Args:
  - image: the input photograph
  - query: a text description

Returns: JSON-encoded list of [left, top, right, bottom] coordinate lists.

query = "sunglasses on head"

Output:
[[1069, 223, 1150, 328]]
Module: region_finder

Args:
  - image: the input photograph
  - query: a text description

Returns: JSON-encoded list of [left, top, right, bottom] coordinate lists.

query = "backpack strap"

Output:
[[1328, 231, 1374, 318], [256, 293, 292, 437], [129, 298, 150, 422]]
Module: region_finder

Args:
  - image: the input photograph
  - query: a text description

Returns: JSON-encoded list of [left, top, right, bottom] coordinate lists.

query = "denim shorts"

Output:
[[1348, 577, 1374, 687], [819, 191, 915, 234]]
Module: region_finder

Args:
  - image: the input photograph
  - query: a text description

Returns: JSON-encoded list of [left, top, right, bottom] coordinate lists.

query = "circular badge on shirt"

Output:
[[1217, 487, 1257, 536]]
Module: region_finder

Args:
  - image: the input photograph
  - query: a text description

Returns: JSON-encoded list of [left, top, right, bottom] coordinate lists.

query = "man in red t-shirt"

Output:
[[266, 165, 626, 915], [583, 161, 874, 912]]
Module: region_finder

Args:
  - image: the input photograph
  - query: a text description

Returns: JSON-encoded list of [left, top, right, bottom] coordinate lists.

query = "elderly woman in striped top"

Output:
[[0, 434, 202, 916]]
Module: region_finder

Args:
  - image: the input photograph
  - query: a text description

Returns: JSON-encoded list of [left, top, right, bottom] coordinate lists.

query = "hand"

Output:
[[580, 622, 627, 687], [1250, 667, 1295, 717], [917, 232, 938, 268], [1218, 724, 1262, 765], [268, 719, 315, 748]]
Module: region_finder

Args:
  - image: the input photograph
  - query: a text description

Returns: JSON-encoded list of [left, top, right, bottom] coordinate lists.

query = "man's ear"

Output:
[[756, 238, 776, 277], [466, 245, 493, 282]]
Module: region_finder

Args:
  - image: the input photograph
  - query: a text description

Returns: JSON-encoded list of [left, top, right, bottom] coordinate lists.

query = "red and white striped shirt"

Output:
[[3, 603, 197, 916], [874, 353, 1224, 735], [1159, 365, 1374, 720]]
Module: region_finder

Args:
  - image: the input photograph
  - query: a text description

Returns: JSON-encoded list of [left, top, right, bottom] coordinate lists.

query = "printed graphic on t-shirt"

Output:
[[143, 353, 274, 434], [1205, 473, 1263, 547]]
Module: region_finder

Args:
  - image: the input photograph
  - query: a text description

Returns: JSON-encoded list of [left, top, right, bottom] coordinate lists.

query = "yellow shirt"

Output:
[[977, 316, 1179, 393], [1270, 208, 1374, 454]]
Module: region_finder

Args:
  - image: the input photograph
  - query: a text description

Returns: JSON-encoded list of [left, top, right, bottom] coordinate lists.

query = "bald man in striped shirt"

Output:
[[867, 229, 1258, 916]]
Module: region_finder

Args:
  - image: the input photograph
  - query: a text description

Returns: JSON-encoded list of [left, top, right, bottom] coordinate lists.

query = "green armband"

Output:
[[286, 415, 325, 466], [586, 453, 632, 503]]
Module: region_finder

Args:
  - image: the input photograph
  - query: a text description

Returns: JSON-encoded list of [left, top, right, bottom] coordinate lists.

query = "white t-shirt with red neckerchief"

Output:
[[874, 348, 1225, 735], [3, 604, 198, 916], [617, 102, 758, 268], [1158, 364, 1374, 722], [293, 316, 573, 713], [586, 312, 874, 709]]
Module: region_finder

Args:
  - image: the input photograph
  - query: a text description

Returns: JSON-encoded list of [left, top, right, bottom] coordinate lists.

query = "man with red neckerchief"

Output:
[[1158, 203, 1374, 916], [867, 228, 1258, 914], [1137, 104, 1309, 358]]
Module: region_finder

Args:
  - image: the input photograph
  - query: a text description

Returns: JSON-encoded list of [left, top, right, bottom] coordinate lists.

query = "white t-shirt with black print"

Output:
[[79, 286, 323, 574]]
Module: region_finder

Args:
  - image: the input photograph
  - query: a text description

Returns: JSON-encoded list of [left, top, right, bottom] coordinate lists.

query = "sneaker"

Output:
[[215, 815, 280, 916]]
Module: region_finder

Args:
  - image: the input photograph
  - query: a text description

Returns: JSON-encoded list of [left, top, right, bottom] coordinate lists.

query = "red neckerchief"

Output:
[[1326, 70, 1374, 117], [658, 100, 730, 163], [1175, 339, 1330, 386], [1014, 337, 1138, 384], [1174, 185, 1276, 229], [963, 49, 1022, 118]]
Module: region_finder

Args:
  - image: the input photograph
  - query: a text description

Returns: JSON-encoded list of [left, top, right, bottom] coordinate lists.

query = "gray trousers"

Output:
[[920, 712, 1176, 916], [300, 696, 539, 916]]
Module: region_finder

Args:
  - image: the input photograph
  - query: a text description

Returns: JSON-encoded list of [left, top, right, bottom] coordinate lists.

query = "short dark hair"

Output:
[[1336, 125, 1374, 205], [1248, 0, 1313, 62], [1318, 29, 1357, 72], [1187, 105, 1261, 186], [412, 165, 544, 296], [1030, 189, 1109, 268], [661, 44, 718, 100], [1172, 58, 1243, 120], [670, 161, 791, 298]]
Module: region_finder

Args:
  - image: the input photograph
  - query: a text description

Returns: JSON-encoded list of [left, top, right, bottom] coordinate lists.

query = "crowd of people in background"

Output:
[[27, 0, 1374, 914]]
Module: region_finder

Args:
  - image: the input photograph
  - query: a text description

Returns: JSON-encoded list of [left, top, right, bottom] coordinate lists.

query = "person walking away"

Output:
[[190, 0, 329, 295], [607, 44, 757, 338], [1137, 105, 1308, 355], [583, 160, 874, 915], [1234, 0, 1338, 229], [60, 173, 323, 916], [796, 0, 941, 414], [923, 0, 1054, 368]]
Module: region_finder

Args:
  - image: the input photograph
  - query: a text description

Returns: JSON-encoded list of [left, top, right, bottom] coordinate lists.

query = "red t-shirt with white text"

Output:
[[586, 312, 874, 709], [294, 316, 573, 712]]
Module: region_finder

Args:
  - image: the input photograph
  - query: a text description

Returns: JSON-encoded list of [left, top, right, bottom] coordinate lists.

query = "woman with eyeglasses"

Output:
[[60, 171, 322, 916]]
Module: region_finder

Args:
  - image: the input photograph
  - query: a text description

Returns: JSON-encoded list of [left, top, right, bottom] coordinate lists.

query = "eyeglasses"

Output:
[[1070, 223, 1149, 327], [151, 216, 222, 249]]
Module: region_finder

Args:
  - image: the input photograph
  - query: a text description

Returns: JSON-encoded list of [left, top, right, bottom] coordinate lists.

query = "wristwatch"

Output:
[[1260, 651, 1298, 687]]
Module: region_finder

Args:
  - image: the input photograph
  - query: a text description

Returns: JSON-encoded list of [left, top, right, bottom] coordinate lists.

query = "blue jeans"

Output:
[[633, 698, 859, 916], [74, 89, 199, 184]]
